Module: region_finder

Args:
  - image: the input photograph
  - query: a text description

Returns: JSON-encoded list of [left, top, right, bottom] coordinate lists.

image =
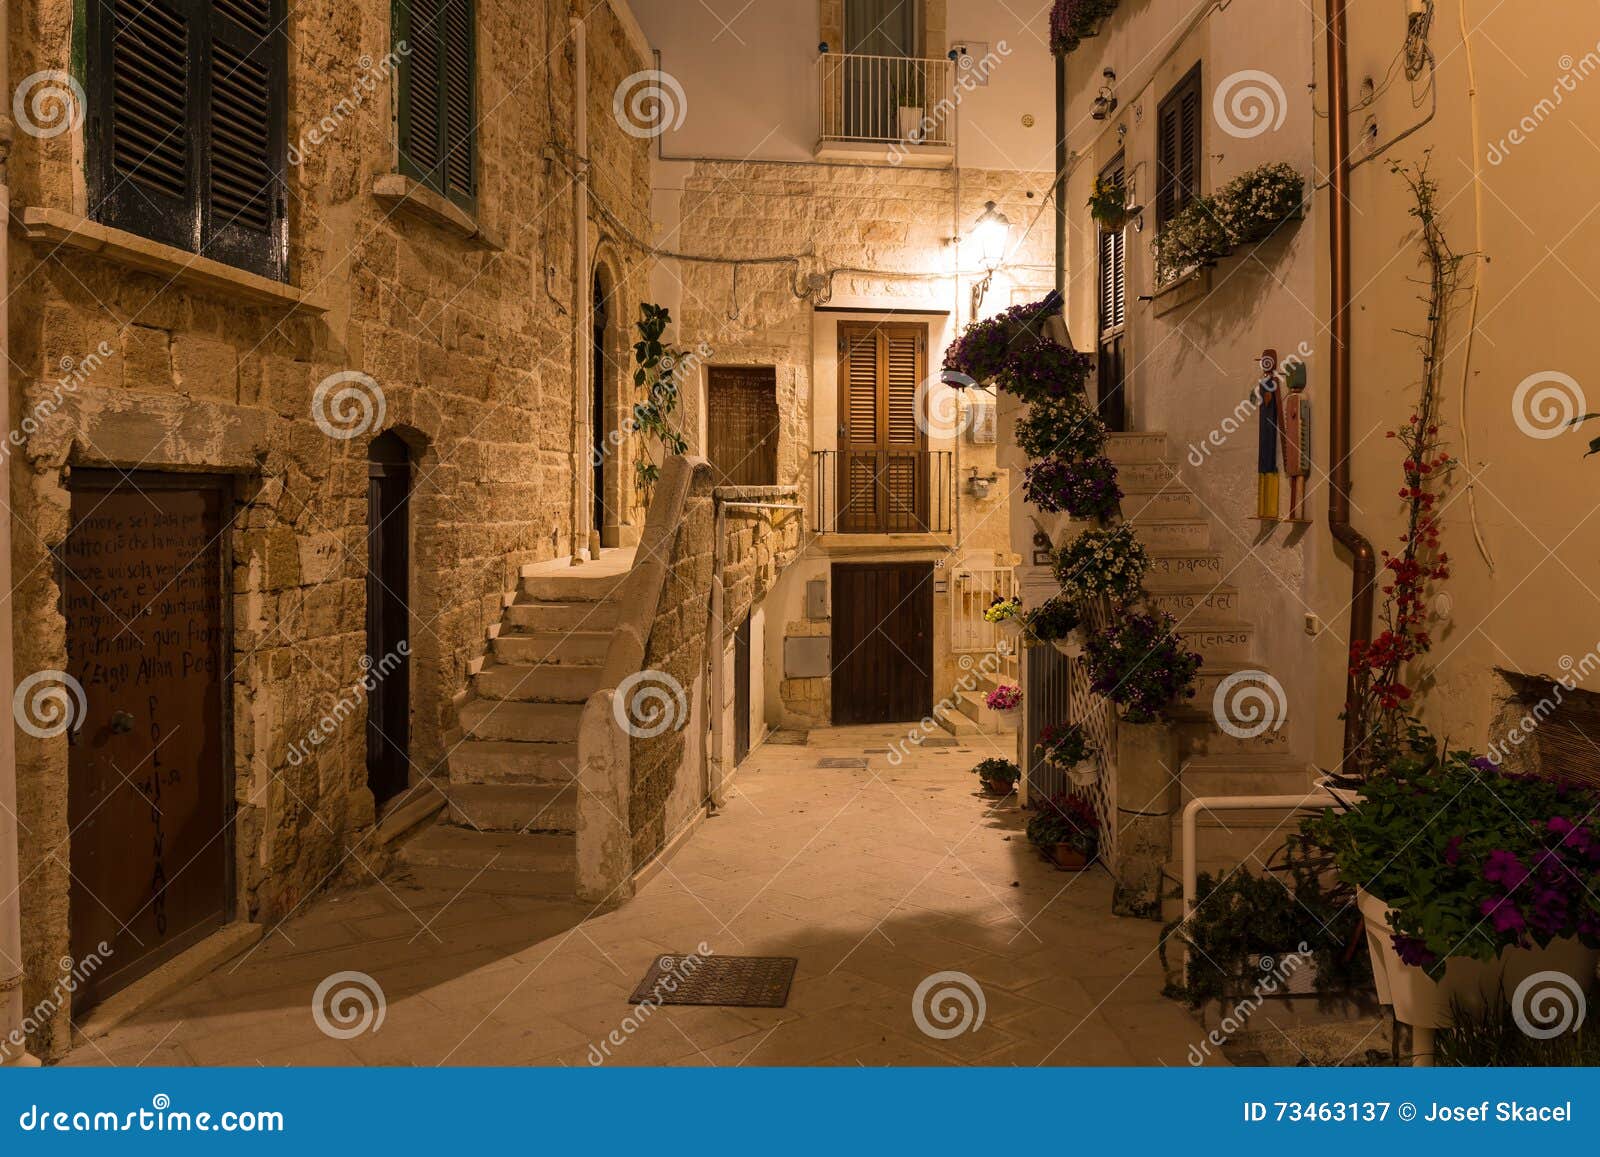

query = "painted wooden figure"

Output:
[[1254, 349, 1281, 520], [1279, 360, 1311, 523]]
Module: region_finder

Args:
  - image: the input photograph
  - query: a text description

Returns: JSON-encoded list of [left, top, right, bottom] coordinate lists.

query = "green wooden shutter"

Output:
[[397, 0, 475, 209], [88, 0, 287, 280]]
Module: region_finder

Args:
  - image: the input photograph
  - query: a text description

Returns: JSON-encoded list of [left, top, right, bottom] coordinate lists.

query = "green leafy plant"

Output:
[[1015, 396, 1107, 462], [630, 303, 691, 505], [1053, 524, 1148, 606], [1021, 596, 1081, 645], [1088, 174, 1130, 231], [972, 757, 1021, 794], [1439, 992, 1600, 1066], [1160, 840, 1373, 1008], [1302, 728, 1600, 968]]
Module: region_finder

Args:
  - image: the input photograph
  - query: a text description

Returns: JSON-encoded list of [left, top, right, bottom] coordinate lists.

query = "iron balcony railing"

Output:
[[818, 53, 955, 147], [812, 449, 953, 535]]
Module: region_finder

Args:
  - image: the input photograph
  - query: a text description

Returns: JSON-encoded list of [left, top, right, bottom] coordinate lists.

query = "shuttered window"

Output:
[[396, 0, 476, 210], [1097, 156, 1127, 338], [837, 322, 928, 533], [1155, 65, 1202, 226], [86, 0, 288, 280]]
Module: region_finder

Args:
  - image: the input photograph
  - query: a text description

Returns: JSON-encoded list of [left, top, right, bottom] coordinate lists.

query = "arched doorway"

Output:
[[366, 431, 412, 806]]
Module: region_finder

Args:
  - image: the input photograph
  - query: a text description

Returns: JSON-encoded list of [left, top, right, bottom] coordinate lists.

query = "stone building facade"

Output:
[[7, 0, 654, 1058]]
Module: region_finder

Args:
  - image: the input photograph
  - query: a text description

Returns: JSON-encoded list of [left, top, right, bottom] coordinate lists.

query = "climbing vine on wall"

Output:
[[631, 303, 691, 506]]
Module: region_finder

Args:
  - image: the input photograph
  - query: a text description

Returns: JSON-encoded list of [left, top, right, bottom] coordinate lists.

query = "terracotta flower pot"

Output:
[[1050, 843, 1092, 870], [980, 776, 1012, 797]]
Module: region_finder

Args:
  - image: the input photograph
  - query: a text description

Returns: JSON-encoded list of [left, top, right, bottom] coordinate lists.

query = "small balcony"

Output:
[[816, 53, 956, 166], [812, 450, 954, 537]]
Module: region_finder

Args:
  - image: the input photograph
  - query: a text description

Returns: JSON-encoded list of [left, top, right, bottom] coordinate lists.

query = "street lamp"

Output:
[[973, 201, 1011, 271]]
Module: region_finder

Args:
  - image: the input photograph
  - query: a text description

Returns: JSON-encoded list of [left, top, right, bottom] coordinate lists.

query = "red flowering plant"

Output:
[[1343, 160, 1463, 778], [1026, 791, 1101, 856], [1049, 0, 1120, 55]]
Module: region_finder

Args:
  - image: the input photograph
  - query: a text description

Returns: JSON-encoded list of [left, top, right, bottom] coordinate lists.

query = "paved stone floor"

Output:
[[63, 726, 1214, 1067]]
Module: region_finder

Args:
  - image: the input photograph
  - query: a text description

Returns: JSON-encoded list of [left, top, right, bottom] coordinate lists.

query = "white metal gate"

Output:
[[950, 564, 1015, 654]]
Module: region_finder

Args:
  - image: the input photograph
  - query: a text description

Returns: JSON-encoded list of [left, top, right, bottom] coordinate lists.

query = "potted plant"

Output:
[[1302, 730, 1600, 1031], [1050, 0, 1121, 55], [1053, 524, 1148, 607], [983, 594, 1024, 638], [943, 292, 1064, 385], [972, 757, 1021, 798], [1151, 196, 1231, 284], [1036, 722, 1097, 786], [1015, 395, 1107, 463], [1022, 454, 1121, 522], [1212, 162, 1305, 246], [1084, 612, 1203, 723], [891, 74, 926, 144], [1027, 792, 1100, 869], [997, 339, 1093, 406], [984, 684, 1023, 722], [1022, 596, 1084, 657], [1088, 174, 1132, 232]]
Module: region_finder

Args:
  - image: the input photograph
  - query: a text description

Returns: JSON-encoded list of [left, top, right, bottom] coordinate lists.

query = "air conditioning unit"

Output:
[[967, 400, 997, 444]]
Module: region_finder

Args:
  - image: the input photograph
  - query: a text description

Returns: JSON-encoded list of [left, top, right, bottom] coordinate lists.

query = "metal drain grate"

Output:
[[628, 954, 799, 1008], [768, 729, 809, 745], [816, 757, 867, 768]]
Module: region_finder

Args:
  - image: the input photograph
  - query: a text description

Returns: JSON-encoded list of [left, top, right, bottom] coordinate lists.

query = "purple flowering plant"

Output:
[[997, 341, 1094, 405], [942, 292, 1064, 384], [1023, 454, 1122, 521], [1303, 727, 1600, 970], [1083, 612, 1203, 723]]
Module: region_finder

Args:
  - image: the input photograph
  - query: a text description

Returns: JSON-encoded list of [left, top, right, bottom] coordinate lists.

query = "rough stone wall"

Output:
[[10, 0, 651, 1057]]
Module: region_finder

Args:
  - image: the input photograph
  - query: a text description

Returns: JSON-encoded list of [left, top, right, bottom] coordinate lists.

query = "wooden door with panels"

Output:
[[61, 471, 235, 1012], [707, 367, 779, 487], [836, 322, 928, 534]]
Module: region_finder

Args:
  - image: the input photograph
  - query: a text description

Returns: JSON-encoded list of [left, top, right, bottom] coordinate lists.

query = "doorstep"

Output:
[[73, 921, 263, 1042]]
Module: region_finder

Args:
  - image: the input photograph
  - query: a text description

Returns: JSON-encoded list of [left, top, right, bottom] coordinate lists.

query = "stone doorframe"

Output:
[[592, 249, 639, 548]]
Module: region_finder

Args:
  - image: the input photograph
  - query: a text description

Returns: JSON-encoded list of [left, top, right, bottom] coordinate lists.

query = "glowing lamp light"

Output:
[[973, 201, 1011, 271]]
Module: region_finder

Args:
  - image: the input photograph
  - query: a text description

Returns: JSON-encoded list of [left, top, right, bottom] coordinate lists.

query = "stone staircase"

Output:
[[1105, 433, 1316, 916], [396, 550, 634, 895], [933, 662, 1018, 739]]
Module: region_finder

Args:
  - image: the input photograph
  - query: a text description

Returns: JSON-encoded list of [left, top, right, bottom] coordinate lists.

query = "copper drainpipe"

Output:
[[1325, 0, 1377, 766]]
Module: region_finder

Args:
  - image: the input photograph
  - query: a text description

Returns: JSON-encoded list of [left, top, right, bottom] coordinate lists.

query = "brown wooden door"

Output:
[[62, 471, 233, 1011], [706, 367, 779, 486], [837, 323, 927, 532], [831, 563, 933, 725], [734, 614, 751, 764]]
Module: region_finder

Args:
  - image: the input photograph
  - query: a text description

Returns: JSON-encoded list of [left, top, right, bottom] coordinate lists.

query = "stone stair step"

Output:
[[1144, 548, 1226, 585], [955, 690, 1008, 731], [473, 661, 602, 703], [1176, 718, 1296, 759], [1147, 586, 1242, 621], [504, 600, 620, 633], [1128, 517, 1211, 550], [460, 700, 584, 743], [397, 827, 575, 895], [1105, 432, 1169, 463], [1116, 461, 1183, 489], [520, 569, 630, 603], [493, 630, 611, 666], [934, 708, 984, 737], [1179, 754, 1318, 802], [1180, 624, 1254, 663], [445, 783, 577, 833], [1122, 487, 1203, 521], [447, 739, 579, 786]]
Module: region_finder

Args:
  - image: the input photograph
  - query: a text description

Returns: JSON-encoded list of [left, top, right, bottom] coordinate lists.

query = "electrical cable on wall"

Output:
[[1455, 0, 1495, 572]]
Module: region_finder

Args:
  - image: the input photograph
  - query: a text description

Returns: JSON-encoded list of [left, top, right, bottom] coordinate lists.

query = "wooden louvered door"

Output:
[[87, 0, 286, 279], [1097, 155, 1128, 432], [1156, 65, 1202, 226], [837, 323, 927, 534], [398, 0, 476, 209]]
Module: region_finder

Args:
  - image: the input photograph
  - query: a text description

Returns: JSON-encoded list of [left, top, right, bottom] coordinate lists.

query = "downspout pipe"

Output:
[[1054, 52, 1068, 298], [1324, 0, 1377, 767], [0, 0, 32, 1065]]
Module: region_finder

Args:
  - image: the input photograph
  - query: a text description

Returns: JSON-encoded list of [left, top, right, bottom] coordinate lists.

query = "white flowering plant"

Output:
[[1015, 396, 1108, 463], [1151, 196, 1230, 284], [1052, 524, 1148, 606], [1213, 162, 1304, 245]]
